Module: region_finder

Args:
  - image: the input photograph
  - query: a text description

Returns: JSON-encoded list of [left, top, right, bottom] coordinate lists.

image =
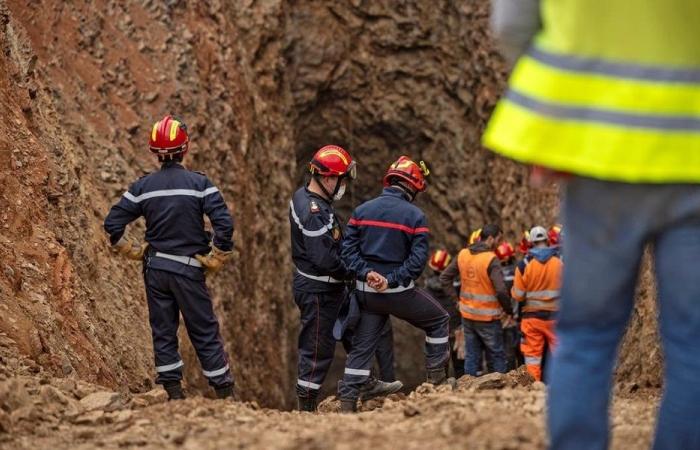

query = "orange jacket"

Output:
[[512, 249, 562, 313], [457, 248, 503, 321]]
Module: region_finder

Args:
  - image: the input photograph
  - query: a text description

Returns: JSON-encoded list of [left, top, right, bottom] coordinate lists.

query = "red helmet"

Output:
[[429, 249, 452, 272], [517, 230, 532, 255], [548, 224, 563, 246], [149, 115, 189, 156], [383, 156, 429, 192], [495, 242, 515, 261], [309, 145, 356, 179]]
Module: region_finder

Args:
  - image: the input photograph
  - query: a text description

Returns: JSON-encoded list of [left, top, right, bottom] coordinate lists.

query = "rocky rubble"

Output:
[[0, 372, 657, 450]]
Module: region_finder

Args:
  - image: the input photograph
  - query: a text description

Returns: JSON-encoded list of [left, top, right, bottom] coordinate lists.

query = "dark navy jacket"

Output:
[[342, 187, 429, 288], [290, 187, 349, 293], [104, 162, 234, 280]]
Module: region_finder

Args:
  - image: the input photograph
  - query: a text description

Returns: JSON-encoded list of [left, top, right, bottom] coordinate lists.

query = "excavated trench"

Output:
[[0, 0, 661, 420]]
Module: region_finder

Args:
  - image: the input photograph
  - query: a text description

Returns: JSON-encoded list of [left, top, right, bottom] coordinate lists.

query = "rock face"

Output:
[[0, 0, 661, 411]]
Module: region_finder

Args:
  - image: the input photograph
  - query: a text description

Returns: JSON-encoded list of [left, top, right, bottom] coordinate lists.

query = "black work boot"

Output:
[[163, 381, 185, 401], [359, 377, 403, 401], [297, 396, 317, 412], [214, 384, 235, 400], [340, 399, 357, 413], [426, 367, 447, 385]]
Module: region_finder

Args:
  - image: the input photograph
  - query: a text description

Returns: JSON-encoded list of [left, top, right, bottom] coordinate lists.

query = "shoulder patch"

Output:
[[194, 171, 206, 176], [310, 201, 320, 214]]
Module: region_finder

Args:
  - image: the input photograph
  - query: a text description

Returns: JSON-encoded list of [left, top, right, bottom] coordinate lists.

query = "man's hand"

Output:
[[195, 245, 233, 276], [114, 236, 148, 261], [366, 271, 388, 292], [501, 314, 516, 328]]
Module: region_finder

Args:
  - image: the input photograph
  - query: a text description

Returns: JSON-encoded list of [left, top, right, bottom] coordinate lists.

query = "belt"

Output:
[[356, 280, 415, 294], [154, 252, 203, 268], [296, 268, 343, 284], [522, 310, 557, 320]]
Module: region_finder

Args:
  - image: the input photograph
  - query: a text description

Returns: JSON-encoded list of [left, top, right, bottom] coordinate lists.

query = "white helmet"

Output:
[[529, 226, 548, 244]]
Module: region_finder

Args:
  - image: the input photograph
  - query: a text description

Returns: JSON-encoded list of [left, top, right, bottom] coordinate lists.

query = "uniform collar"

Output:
[[304, 187, 332, 206], [161, 161, 185, 170], [381, 187, 410, 201], [469, 242, 493, 254]]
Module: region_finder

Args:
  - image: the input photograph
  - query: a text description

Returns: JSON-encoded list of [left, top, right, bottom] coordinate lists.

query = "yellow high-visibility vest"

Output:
[[483, 0, 700, 183]]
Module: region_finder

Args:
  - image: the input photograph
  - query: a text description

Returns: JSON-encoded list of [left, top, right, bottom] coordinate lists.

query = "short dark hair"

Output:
[[480, 224, 502, 240]]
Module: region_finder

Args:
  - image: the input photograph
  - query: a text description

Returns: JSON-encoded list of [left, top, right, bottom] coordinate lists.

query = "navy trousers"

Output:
[[144, 268, 233, 388], [343, 319, 396, 382], [294, 290, 345, 398], [339, 288, 450, 400]]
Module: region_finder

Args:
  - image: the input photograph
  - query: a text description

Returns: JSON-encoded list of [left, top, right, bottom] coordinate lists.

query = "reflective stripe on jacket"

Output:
[[483, 0, 700, 183]]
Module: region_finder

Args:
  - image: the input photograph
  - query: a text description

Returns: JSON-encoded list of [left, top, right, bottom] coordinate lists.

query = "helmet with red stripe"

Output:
[[383, 156, 429, 192], [517, 230, 532, 255], [309, 145, 356, 180], [548, 224, 563, 246], [428, 249, 452, 272], [495, 242, 515, 262], [149, 115, 189, 157], [468, 228, 482, 245]]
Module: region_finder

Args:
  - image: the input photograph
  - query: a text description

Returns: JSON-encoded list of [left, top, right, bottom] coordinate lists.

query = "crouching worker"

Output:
[[338, 156, 450, 413], [104, 115, 235, 401]]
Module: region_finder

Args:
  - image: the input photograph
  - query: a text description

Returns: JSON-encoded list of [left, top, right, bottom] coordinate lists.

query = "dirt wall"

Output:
[[0, 0, 661, 411]]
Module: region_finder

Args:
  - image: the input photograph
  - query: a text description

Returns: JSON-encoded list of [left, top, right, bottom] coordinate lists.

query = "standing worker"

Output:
[[441, 224, 514, 376], [104, 115, 235, 401], [496, 241, 521, 370], [425, 249, 464, 378], [485, 1, 700, 448], [338, 156, 450, 412], [511, 226, 561, 381], [289, 145, 359, 412]]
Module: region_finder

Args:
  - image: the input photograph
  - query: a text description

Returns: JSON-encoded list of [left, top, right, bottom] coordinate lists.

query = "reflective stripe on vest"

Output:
[[457, 249, 503, 321], [483, 0, 700, 183]]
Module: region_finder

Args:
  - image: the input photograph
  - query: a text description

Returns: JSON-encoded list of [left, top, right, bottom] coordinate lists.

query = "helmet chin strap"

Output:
[[312, 174, 341, 202]]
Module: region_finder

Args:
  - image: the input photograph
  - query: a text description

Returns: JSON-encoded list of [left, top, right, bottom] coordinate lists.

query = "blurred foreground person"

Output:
[[486, 1, 700, 448]]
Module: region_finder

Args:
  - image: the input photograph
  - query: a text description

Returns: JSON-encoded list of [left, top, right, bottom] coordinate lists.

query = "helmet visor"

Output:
[[346, 160, 357, 180]]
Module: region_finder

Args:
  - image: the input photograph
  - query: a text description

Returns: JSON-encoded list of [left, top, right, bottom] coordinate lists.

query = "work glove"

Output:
[[113, 236, 148, 261], [195, 245, 233, 276]]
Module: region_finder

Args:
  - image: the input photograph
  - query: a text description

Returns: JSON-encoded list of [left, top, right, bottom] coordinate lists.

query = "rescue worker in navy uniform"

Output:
[[290, 145, 401, 412], [338, 156, 451, 413], [104, 115, 235, 401]]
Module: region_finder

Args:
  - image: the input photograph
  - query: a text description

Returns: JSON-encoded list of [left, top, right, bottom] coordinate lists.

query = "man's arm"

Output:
[[511, 263, 527, 302], [341, 214, 372, 281], [202, 180, 234, 252], [439, 257, 460, 290], [104, 186, 143, 245], [386, 227, 429, 288], [488, 257, 513, 315], [491, 0, 541, 67]]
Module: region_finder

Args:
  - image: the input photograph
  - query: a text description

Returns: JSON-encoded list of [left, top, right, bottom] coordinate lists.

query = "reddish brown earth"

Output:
[[0, 0, 662, 447]]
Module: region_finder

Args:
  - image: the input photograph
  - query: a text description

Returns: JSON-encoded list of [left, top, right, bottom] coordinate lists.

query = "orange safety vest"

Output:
[[511, 256, 562, 313], [457, 249, 502, 322]]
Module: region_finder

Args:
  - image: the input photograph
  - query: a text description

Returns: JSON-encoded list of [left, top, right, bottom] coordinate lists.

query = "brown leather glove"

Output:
[[195, 245, 233, 276], [114, 236, 148, 261]]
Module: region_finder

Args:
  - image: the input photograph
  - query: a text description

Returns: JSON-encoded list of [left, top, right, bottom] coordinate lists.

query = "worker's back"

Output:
[[485, 0, 700, 183]]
